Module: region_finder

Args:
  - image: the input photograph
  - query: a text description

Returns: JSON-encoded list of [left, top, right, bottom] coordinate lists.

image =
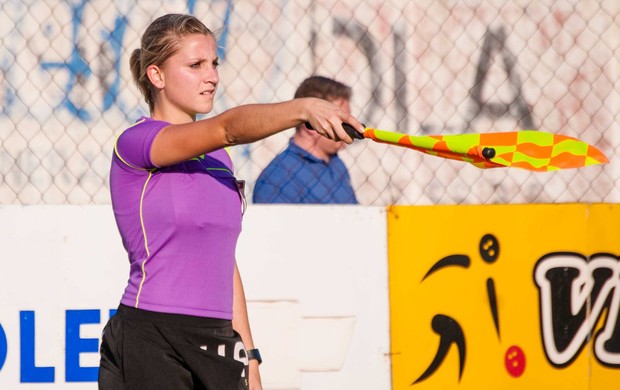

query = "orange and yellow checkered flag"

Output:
[[355, 127, 608, 172]]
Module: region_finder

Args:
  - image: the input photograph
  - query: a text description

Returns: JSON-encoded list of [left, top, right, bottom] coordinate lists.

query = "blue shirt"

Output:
[[253, 139, 358, 204]]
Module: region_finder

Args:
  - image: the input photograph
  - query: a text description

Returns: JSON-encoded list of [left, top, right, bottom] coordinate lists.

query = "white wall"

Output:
[[0, 205, 390, 389]]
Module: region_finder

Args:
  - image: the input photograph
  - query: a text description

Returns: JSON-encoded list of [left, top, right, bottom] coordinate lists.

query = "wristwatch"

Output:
[[246, 348, 262, 365]]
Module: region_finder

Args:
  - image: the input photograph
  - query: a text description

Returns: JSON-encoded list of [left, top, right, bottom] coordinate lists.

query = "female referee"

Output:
[[98, 13, 363, 390]]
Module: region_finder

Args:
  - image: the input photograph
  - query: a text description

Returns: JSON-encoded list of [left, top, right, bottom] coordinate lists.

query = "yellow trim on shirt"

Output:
[[135, 170, 154, 308]]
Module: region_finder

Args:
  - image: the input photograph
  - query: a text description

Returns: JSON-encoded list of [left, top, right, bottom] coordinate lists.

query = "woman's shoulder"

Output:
[[117, 117, 169, 145], [123, 116, 168, 133], [113, 117, 170, 169]]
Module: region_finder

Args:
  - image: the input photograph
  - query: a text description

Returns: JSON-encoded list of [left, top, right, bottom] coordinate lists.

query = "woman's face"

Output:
[[155, 33, 219, 122]]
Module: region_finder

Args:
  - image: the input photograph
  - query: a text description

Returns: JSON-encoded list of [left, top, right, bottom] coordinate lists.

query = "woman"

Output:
[[98, 13, 363, 390]]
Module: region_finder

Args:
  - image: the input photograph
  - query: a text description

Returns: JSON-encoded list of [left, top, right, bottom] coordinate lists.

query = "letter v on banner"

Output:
[[534, 252, 620, 367]]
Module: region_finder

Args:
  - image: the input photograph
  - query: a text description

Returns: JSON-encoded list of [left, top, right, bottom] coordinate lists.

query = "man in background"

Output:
[[253, 75, 358, 204]]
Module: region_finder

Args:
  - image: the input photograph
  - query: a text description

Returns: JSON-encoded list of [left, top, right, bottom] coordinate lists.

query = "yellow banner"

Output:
[[388, 204, 620, 390]]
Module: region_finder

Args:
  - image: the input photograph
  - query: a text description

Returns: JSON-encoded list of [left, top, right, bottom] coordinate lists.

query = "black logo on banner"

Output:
[[534, 252, 620, 368]]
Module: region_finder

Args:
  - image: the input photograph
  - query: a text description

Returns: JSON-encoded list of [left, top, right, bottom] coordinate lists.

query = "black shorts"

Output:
[[98, 305, 249, 390]]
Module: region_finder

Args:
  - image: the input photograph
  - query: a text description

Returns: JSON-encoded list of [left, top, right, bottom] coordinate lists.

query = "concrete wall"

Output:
[[1, 204, 620, 389], [0, 205, 390, 389]]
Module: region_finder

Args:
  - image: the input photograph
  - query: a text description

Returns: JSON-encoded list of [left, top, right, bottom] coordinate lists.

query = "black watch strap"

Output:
[[246, 348, 262, 364]]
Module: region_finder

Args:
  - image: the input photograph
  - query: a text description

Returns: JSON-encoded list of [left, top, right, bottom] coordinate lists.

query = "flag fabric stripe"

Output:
[[361, 128, 608, 172]]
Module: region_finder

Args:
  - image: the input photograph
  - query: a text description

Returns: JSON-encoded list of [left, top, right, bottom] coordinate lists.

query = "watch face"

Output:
[[247, 348, 262, 364]]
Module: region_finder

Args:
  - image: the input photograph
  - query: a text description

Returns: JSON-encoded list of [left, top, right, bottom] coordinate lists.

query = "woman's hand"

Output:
[[301, 97, 364, 144], [248, 360, 262, 390]]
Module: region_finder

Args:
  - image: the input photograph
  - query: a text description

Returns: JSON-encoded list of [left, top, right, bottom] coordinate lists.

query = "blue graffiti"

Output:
[[29, 0, 233, 123], [101, 15, 128, 112], [1, 2, 27, 116], [40, 0, 92, 121], [187, 0, 232, 58], [0, 56, 16, 116], [217, 0, 233, 60], [187, 0, 197, 14]]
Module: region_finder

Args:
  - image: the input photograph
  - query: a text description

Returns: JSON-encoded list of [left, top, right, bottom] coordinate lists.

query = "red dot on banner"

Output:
[[505, 345, 526, 378]]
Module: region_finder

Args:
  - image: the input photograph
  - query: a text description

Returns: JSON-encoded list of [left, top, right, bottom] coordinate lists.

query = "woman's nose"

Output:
[[205, 67, 219, 84]]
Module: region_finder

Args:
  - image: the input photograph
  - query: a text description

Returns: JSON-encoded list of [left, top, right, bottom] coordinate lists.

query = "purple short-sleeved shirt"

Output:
[[110, 117, 243, 319]]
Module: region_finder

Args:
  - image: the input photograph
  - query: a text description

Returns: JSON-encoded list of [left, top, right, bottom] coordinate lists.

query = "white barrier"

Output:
[[0, 205, 390, 389]]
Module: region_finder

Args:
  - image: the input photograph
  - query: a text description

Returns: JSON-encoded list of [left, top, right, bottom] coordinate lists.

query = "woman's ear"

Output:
[[146, 65, 164, 89]]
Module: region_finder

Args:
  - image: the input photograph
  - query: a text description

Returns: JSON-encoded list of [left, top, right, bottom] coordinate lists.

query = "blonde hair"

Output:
[[130, 14, 215, 113]]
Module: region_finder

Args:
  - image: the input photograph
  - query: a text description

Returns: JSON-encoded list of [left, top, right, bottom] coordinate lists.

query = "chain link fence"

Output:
[[1, 0, 618, 205]]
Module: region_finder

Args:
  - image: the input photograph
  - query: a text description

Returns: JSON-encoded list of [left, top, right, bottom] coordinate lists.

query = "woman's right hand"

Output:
[[300, 97, 364, 144]]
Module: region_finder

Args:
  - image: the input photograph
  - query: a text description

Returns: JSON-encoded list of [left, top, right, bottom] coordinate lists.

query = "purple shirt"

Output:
[[110, 117, 242, 319]]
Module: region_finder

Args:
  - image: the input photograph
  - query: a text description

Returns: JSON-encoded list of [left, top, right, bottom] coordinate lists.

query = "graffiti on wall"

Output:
[[1, 1, 533, 133], [1, 0, 232, 121], [0, 1, 614, 205], [332, 20, 534, 134]]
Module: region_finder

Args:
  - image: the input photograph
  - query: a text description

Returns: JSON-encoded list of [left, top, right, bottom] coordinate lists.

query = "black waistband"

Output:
[[115, 304, 232, 328]]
